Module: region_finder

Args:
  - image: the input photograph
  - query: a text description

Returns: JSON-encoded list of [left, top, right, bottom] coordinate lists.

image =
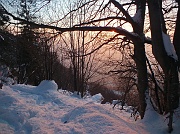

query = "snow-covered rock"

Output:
[[36, 80, 58, 91], [91, 93, 104, 103]]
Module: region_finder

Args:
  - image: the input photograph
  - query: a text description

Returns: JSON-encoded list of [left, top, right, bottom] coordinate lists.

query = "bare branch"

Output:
[[81, 33, 120, 56], [49, 0, 96, 25], [109, 69, 137, 74], [74, 16, 130, 27], [32, 0, 51, 16], [110, 0, 136, 27], [3, 8, 141, 42]]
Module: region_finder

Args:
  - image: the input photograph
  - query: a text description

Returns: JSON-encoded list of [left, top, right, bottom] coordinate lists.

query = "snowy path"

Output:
[[0, 80, 179, 134]]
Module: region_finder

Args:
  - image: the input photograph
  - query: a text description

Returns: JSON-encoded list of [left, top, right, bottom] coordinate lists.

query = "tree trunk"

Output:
[[173, 1, 180, 68], [147, 0, 168, 72], [133, 41, 147, 119], [147, 0, 179, 111], [132, 0, 147, 119], [147, 0, 179, 131]]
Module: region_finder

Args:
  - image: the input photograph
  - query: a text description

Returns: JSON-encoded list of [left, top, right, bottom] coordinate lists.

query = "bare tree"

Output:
[[1, 0, 180, 132]]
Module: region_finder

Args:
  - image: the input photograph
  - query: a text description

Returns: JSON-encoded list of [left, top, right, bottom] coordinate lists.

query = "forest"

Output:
[[0, 0, 180, 132]]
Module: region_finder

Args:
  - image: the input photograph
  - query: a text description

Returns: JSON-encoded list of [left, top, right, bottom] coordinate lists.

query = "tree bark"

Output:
[[147, 0, 168, 72], [173, 1, 180, 68], [132, 0, 147, 119], [133, 41, 147, 119], [147, 0, 179, 111], [147, 0, 179, 132]]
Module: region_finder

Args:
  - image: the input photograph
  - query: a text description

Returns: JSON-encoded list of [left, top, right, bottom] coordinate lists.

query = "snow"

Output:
[[0, 65, 14, 85], [162, 31, 178, 61], [0, 34, 4, 41], [89, 93, 104, 103], [132, 9, 142, 25], [0, 80, 180, 134]]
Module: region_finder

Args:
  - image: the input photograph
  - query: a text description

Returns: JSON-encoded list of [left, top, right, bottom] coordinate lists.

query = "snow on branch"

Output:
[[162, 32, 178, 61], [0, 35, 4, 41], [132, 9, 142, 25]]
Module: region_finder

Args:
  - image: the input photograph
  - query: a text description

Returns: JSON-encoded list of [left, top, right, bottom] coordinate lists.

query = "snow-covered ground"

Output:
[[0, 80, 180, 134]]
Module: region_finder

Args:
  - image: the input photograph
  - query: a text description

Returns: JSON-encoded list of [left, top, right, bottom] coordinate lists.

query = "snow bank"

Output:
[[36, 80, 58, 91], [91, 93, 104, 103], [0, 80, 180, 134]]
